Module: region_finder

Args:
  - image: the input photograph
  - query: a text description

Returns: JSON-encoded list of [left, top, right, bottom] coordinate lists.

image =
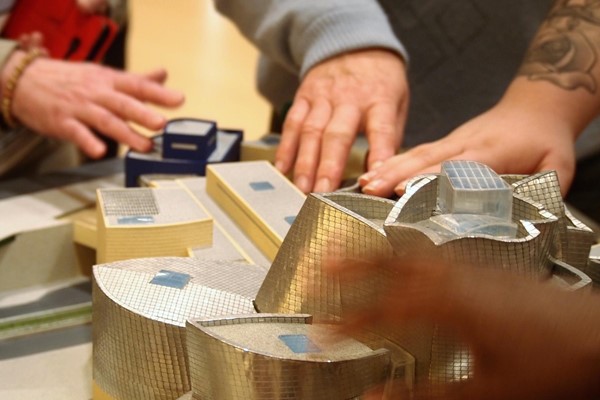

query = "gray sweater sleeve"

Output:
[[214, 0, 408, 78]]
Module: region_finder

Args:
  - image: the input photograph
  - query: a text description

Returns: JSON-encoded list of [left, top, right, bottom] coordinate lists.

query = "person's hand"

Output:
[[357, 73, 600, 199], [275, 49, 408, 194], [359, 95, 577, 198], [330, 256, 600, 400], [2, 51, 184, 158]]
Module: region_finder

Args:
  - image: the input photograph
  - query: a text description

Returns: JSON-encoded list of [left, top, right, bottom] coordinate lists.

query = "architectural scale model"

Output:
[[206, 161, 306, 261], [92, 160, 599, 399], [186, 315, 396, 399], [96, 187, 212, 263]]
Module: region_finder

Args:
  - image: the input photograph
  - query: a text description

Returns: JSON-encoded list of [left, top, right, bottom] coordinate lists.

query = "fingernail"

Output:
[[314, 178, 332, 193], [358, 171, 375, 185], [370, 160, 384, 170], [274, 160, 285, 172], [295, 176, 311, 194], [363, 179, 382, 193], [395, 180, 409, 194]]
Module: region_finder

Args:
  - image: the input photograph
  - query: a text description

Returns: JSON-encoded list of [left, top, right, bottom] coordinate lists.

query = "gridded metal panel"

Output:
[[512, 171, 564, 218], [428, 328, 472, 384], [100, 188, 159, 216], [100, 188, 210, 227], [387, 176, 438, 225], [93, 257, 266, 400], [442, 160, 508, 190], [385, 178, 557, 276], [380, 171, 593, 385], [91, 166, 596, 398], [187, 314, 392, 400], [255, 193, 396, 321]]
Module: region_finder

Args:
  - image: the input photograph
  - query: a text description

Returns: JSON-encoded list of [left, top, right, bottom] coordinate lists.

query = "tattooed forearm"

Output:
[[518, 0, 600, 93]]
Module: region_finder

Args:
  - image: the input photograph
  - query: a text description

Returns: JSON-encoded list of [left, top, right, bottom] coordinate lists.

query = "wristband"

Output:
[[2, 48, 43, 128]]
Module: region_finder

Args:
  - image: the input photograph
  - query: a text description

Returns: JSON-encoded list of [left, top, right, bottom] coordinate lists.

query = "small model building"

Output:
[[92, 257, 267, 400], [125, 118, 243, 187], [206, 161, 306, 261], [256, 160, 597, 383], [96, 187, 213, 263], [92, 160, 599, 399], [186, 314, 395, 400]]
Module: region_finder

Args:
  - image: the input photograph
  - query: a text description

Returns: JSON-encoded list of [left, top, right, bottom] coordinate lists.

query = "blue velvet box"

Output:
[[125, 128, 243, 187], [162, 118, 218, 160]]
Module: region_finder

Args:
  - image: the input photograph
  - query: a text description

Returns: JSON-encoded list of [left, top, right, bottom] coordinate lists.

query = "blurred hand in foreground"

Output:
[[329, 256, 600, 400]]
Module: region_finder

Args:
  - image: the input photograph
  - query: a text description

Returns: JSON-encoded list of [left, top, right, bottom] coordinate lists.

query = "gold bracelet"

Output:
[[2, 48, 43, 128]]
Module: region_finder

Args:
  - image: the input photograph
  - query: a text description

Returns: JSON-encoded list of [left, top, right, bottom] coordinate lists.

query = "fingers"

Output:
[[113, 71, 185, 108], [278, 98, 364, 193], [143, 68, 169, 85], [75, 102, 152, 153], [292, 98, 332, 193], [313, 104, 362, 192], [276, 98, 310, 174], [364, 99, 406, 171], [96, 90, 166, 131], [359, 140, 461, 197], [280, 98, 400, 194], [61, 118, 107, 159]]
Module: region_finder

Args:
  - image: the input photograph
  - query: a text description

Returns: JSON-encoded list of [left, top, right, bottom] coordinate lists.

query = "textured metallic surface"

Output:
[[255, 192, 396, 321], [99, 187, 209, 226], [186, 314, 392, 400], [92, 166, 596, 398], [96, 186, 214, 264], [99, 188, 159, 216], [93, 257, 266, 400], [255, 170, 595, 386]]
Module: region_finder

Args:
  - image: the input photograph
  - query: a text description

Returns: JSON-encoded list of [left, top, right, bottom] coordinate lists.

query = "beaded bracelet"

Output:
[[2, 48, 43, 128]]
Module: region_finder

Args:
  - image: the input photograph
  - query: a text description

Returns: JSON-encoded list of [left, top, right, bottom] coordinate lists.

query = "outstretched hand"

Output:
[[359, 95, 577, 198], [4, 51, 184, 158], [275, 49, 408, 193], [330, 256, 600, 400]]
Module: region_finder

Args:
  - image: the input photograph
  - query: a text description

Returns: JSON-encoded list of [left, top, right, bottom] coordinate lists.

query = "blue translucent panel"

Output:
[[278, 334, 321, 353], [149, 270, 191, 289], [249, 181, 275, 191], [117, 216, 155, 225], [284, 216, 296, 225]]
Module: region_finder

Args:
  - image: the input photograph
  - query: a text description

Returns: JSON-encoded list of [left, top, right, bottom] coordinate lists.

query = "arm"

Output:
[[360, 0, 600, 198], [0, 41, 184, 158], [215, 0, 409, 193], [334, 256, 600, 400], [214, 0, 406, 78]]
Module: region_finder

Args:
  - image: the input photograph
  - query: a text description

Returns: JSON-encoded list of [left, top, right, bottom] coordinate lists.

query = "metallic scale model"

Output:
[[96, 187, 213, 264], [92, 160, 598, 399], [187, 314, 396, 399]]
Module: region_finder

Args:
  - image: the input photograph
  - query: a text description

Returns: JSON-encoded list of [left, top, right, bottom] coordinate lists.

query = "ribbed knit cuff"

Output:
[[291, 6, 409, 78]]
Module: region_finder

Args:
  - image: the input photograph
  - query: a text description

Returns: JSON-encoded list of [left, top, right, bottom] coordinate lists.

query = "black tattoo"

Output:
[[518, 0, 600, 93]]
